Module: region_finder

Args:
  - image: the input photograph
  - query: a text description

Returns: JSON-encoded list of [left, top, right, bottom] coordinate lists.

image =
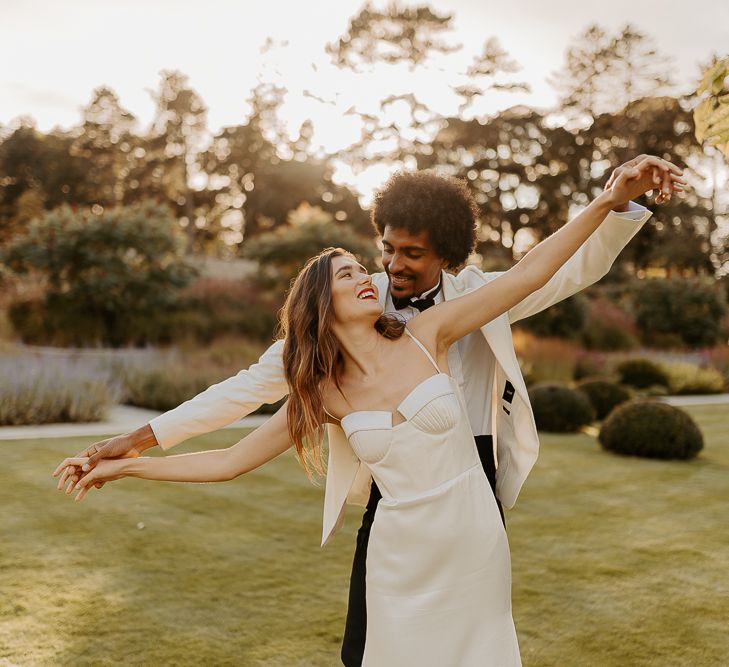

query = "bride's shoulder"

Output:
[[319, 376, 348, 423]]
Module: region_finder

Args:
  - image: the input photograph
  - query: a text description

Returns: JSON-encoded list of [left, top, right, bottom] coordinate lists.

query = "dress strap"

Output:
[[323, 406, 341, 423], [404, 327, 441, 373]]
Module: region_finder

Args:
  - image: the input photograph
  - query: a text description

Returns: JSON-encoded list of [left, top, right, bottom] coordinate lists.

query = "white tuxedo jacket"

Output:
[[150, 205, 650, 547]]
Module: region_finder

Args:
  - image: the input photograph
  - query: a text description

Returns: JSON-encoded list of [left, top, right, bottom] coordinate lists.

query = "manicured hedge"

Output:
[[599, 400, 703, 460]]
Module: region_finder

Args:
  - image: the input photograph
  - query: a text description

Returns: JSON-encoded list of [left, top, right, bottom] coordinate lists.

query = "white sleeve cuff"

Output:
[[611, 200, 648, 220]]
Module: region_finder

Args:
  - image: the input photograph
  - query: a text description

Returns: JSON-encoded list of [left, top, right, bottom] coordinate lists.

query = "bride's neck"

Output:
[[332, 320, 387, 379]]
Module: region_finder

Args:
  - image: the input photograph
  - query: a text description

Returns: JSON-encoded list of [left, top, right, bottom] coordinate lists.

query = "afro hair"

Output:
[[370, 170, 479, 270]]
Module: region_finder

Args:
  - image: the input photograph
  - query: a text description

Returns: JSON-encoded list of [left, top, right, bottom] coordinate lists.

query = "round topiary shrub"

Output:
[[616, 358, 669, 389], [529, 383, 596, 433], [598, 400, 703, 460], [576, 379, 631, 420]]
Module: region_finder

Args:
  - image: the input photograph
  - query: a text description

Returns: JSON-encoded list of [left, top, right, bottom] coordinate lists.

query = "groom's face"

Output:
[[381, 226, 448, 300]]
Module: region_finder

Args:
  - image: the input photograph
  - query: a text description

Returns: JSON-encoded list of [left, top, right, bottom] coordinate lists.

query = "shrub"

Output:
[[616, 358, 669, 389], [599, 400, 703, 460], [528, 383, 596, 432], [632, 278, 727, 348], [517, 294, 587, 340], [120, 364, 223, 412], [576, 380, 632, 420], [171, 278, 282, 343], [1, 201, 197, 347], [242, 217, 378, 289], [661, 362, 725, 395], [573, 352, 608, 381], [579, 297, 638, 351], [0, 357, 121, 425], [704, 345, 729, 387], [116, 337, 279, 415], [514, 331, 580, 385]]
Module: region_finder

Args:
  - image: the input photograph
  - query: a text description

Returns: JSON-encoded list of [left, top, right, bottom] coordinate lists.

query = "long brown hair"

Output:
[[277, 247, 405, 479]]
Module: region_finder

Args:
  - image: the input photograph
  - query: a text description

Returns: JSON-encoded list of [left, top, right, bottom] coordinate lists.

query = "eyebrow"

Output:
[[335, 263, 368, 276], [381, 240, 428, 252]]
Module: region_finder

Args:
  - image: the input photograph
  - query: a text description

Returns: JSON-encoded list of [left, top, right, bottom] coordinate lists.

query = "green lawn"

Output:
[[2, 404, 727, 666]]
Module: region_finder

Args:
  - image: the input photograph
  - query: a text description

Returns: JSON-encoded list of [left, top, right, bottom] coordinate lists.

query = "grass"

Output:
[[1, 404, 727, 666]]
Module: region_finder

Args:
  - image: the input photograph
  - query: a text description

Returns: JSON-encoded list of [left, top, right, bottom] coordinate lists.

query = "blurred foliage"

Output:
[[660, 361, 726, 395], [549, 24, 673, 123], [116, 336, 283, 414], [326, 2, 459, 71], [616, 358, 670, 389], [0, 355, 121, 425], [694, 56, 729, 160], [242, 206, 379, 289], [169, 277, 282, 343], [517, 294, 587, 340], [632, 278, 727, 348], [1, 202, 196, 346], [579, 296, 639, 351]]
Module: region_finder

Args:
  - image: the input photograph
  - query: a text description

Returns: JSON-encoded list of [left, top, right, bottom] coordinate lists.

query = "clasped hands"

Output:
[[52, 437, 142, 502]]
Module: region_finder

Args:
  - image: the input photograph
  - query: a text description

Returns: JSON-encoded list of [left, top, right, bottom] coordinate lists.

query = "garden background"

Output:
[[1, 1, 728, 665]]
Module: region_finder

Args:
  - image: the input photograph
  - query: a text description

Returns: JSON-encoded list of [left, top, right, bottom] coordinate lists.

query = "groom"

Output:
[[58, 156, 681, 666]]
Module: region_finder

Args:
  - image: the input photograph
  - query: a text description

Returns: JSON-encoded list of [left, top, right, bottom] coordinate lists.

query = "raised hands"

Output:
[[605, 154, 685, 206]]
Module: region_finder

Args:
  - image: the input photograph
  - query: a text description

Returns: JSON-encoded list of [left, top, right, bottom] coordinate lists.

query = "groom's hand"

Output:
[[605, 155, 685, 209], [52, 424, 157, 494]]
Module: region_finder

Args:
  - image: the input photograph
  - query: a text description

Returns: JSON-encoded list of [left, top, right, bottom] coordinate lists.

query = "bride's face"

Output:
[[330, 254, 382, 323]]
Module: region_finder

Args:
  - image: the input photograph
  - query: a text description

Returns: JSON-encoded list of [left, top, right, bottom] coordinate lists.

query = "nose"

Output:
[[389, 251, 405, 274]]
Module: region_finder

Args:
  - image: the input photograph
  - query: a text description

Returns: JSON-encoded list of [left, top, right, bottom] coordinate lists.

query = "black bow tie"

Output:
[[392, 295, 436, 312]]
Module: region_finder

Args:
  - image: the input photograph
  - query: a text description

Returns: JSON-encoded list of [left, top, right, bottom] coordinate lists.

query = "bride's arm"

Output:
[[410, 157, 682, 352], [65, 403, 292, 501]]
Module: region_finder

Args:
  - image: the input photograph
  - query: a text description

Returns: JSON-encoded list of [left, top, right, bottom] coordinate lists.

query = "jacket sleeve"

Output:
[[148, 339, 288, 450], [507, 203, 651, 324]]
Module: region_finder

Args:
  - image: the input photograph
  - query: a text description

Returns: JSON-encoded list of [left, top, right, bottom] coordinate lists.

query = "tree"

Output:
[[202, 80, 369, 248], [632, 278, 727, 347], [0, 121, 89, 242], [242, 203, 377, 288], [326, 2, 460, 72], [591, 96, 717, 275], [550, 24, 673, 122], [607, 25, 674, 112], [0, 202, 197, 346], [144, 70, 208, 253], [70, 86, 137, 207], [549, 24, 613, 123], [453, 37, 530, 115]]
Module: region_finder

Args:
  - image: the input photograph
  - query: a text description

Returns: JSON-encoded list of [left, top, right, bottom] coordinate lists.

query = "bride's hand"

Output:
[[603, 155, 685, 207], [54, 457, 130, 502]]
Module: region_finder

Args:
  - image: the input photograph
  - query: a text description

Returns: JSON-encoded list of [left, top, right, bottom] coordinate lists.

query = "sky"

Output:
[[1, 0, 727, 197]]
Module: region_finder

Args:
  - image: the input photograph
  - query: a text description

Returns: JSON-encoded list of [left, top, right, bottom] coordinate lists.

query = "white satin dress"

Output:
[[337, 329, 521, 666]]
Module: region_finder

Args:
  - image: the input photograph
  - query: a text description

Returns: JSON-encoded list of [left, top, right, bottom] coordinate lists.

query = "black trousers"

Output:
[[340, 434, 503, 666]]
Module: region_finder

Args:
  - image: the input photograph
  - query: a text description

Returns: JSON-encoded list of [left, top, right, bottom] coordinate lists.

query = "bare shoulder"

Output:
[[320, 378, 347, 423]]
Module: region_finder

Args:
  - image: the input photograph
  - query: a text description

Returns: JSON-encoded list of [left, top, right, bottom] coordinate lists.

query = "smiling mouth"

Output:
[[390, 275, 413, 289], [357, 287, 377, 300]]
